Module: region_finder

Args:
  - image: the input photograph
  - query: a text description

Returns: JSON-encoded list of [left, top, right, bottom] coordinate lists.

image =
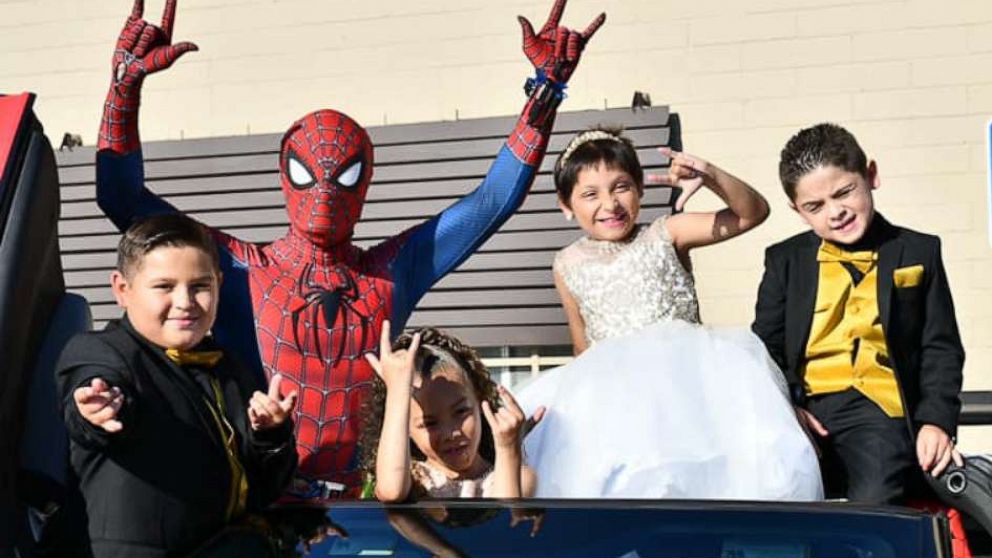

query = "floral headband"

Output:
[[558, 129, 624, 168]]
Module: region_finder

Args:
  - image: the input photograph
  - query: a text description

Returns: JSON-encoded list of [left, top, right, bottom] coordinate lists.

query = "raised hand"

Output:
[[482, 385, 537, 450], [248, 373, 299, 431], [73, 377, 125, 433], [651, 148, 713, 212], [518, 0, 605, 84], [111, 0, 197, 88], [99, 0, 198, 153], [365, 321, 421, 391]]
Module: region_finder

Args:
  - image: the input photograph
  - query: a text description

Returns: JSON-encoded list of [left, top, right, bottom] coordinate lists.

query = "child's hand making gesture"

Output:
[[248, 373, 299, 431], [366, 321, 422, 502], [484, 386, 544, 498], [366, 320, 422, 392], [74, 377, 125, 433], [648, 147, 769, 253], [483, 386, 540, 450]]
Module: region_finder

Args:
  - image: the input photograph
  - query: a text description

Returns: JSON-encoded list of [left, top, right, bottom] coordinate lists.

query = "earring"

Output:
[[565, 213, 574, 221]]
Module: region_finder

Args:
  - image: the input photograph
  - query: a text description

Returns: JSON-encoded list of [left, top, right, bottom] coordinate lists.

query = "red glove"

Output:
[[508, 0, 605, 162], [98, 0, 197, 154], [518, 0, 605, 85]]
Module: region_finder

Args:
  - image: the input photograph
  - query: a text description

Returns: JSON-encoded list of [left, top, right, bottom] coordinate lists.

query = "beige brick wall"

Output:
[[3, 0, 992, 449]]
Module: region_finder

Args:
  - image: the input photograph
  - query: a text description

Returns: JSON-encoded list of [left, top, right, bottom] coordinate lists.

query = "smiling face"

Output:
[[112, 245, 220, 351], [791, 162, 879, 245], [409, 366, 487, 478], [562, 162, 643, 242]]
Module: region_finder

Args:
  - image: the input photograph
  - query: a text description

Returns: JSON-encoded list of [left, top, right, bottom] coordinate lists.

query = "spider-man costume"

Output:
[[95, 0, 604, 498]]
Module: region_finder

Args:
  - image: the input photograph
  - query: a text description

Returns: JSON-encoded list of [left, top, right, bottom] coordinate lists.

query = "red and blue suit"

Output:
[[95, 0, 604, 498]]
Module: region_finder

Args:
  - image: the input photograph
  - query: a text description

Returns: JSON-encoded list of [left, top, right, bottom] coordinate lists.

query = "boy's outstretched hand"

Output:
[[249, 373, 298, 431], [74, 377, 125, 433]]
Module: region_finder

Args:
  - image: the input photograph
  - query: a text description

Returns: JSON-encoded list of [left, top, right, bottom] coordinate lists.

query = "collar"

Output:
[[119, 315, 223, 367]]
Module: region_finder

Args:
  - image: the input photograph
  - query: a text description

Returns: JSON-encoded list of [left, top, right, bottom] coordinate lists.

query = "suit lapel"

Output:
[[787, 232, 820, 373], [876, 218, 903, 333], [120, 318, 226, 449]]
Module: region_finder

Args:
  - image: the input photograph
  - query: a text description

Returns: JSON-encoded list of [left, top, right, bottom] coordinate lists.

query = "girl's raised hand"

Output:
[[649, 148, 713, 212], [365, 320, 421, 391], [482, 386, 533, 450]]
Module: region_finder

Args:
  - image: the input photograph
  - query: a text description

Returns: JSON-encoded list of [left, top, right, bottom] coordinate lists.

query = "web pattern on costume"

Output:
[[93, 0, 603, 502], [250, 246, 393, 488], [96, 105, 555, 497], [247, 110, 386, 489], [280, 111, 371, 248]]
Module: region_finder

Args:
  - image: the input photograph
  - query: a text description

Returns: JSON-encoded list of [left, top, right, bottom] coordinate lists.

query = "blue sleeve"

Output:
[[96, 150, 180, 230], [388, 145, 536, 329]]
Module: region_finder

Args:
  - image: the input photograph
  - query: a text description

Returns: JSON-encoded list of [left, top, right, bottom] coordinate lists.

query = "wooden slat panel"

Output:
[[56, 106, 669, 167], [83, 299, 567, 326], [59, 187, 675, 237], [57, 141, 670, 187], [72, 284, 563, 311], [418, 325, 571, 349], [63, 250, 562, 289], [58, 107, 677, 349], [57, 127, 669, 204], [58, 211, 674, 272]]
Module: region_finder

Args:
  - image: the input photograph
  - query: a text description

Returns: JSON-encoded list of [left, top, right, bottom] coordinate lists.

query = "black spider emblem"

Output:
[[291, 263, 373, 365]]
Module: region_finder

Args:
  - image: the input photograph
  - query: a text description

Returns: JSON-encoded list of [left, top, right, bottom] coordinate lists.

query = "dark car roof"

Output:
[[281, 499, 943, 557]]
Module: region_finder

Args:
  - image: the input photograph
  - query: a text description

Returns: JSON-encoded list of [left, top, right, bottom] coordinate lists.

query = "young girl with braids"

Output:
[[516, 127, 823, 500], [362, 322, 542, 501]]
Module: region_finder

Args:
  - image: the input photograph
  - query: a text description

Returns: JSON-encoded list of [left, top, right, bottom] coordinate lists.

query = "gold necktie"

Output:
[[165, 348, 224, 368]]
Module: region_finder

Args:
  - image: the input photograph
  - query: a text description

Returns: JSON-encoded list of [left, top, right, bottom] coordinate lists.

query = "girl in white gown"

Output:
[[518, 128, 823, 500]]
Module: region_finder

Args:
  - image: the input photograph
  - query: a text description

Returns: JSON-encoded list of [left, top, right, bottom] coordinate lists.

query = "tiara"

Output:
[[558, 129, 624, 168]]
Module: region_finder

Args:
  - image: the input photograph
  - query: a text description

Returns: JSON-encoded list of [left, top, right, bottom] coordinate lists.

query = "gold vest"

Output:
[[803, 241, 904, 417]]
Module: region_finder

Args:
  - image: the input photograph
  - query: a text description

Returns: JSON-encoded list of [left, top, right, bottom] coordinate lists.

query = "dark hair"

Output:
[[117, 214, 220, 278], [359, 327, 500, 486], [779, 123, 869, 200], [553, 126, 644, 207]]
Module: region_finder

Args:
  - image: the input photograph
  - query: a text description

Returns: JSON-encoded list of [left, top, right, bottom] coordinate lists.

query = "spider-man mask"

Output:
[[279, 110, 374, 248]]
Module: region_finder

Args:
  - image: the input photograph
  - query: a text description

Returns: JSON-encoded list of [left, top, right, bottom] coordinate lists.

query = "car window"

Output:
[[296, 503, 937, 558]]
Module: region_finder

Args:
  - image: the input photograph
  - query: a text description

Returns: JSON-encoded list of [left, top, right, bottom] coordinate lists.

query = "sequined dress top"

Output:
[[554, 216, 700, 344]]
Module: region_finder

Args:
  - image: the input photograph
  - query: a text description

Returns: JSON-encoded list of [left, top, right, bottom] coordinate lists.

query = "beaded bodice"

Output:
[[554, 216, 700, 345]]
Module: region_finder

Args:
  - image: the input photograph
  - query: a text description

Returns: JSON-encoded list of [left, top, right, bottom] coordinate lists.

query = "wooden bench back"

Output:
[[55, 106, 680, 348]]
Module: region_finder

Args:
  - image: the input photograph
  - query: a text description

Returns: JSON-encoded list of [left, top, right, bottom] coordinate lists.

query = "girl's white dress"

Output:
[[518, 216, 823, 500]]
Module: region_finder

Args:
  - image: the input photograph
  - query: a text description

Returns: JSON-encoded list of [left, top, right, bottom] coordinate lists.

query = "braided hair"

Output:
[[358, 327, 500, 484]]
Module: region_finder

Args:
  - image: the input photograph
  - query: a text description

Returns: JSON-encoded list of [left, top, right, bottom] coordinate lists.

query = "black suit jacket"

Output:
[[56, 318, 296, 558], [752, 215, 964, 437]]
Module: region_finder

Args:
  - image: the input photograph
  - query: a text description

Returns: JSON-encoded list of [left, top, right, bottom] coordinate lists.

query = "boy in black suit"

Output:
[[56, 214, 298, 557], [752, 123, 965, 504]]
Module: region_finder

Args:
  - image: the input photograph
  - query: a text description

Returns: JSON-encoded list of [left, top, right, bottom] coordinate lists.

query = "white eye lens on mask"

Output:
[[287, 157, 315, 188], [337, 161, 362, 189]]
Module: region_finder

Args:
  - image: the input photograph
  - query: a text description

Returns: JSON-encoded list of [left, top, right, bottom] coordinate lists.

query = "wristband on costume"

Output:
[[523, 69, 567, 128]]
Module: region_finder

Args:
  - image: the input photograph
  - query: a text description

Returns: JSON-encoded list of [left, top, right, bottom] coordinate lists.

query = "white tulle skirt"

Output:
[[517, 320, 824, 501]]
